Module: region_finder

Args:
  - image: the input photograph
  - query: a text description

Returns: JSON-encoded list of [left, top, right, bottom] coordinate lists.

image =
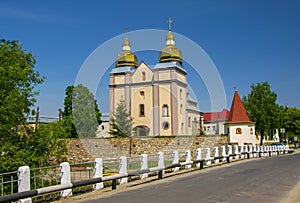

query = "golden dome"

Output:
[[116, 51, 138, 67], [166, 32, 175, 41], [123, 37, 130, 47], [159, 32, 182, 63], [115, 37, 138, 67]]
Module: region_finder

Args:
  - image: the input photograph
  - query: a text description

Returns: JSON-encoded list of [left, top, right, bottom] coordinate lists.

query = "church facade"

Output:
[[109, 30, 201, 136]]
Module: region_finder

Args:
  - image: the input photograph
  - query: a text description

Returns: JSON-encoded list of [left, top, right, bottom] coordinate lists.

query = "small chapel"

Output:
[[109, 22, 201, 136], [225, 90, 256, 145]]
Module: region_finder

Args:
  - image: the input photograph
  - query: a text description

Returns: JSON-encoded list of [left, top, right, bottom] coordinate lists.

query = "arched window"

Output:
[[188, 117, 191, 127], [162, 104, 169, 117], [180, 104, 183, 114], [139, 104, 145, 116], [180, 89, 182, 99], [250, 128, 253, 134], [236, 128, 242, 134], [142, 72, 146, 81]]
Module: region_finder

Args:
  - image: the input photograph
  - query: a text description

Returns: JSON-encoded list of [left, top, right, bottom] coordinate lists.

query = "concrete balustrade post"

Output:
[[221, 145, 227, 162], [158, 152, 164, 169], [158, 152, 164, 177], [185, 150, 192, 168], [285, 145, 289, 153], [248, 145, 253, 158], [196, 148, 202, 168], [140, 154, 148, 179], [172, 151, 180, 171], [234, 145, 239, 159], [252, 145, 257, 158], [214, 147, 219, 164], [240, 145, 244, 159], [265, 146, 269, 157], [205, 148, 211, 165], [260, 146, 264, 157], [119, 156, 128, 184], [18, 166, 31, 203], [60, 162, 72, 198], [94, 158, 103, 190], [256, 145, 260, 157], [228, 145, 233, 161], [243, 145, 248, 158]]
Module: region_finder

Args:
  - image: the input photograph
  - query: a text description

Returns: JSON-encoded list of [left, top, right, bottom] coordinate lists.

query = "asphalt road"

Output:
[[67, 153, 300, 203]]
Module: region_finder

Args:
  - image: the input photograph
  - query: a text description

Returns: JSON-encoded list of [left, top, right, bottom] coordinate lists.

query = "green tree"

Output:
[[109, 98, 132, 137], [243, 82, 279, 145], [0, 39, 44, 135], [62, 84, 101, 138], [0, 39, 69, 172], [284, 107, 300, 136]]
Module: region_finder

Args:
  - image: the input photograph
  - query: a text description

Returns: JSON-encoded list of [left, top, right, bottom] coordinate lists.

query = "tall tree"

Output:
[[109, 98, 132, 137], [62, 84, 101, 137], [284, 107, 300, 136], [0, 40, 44, 135], [243, 82, 279, 145], [0, 39, 68, 172]]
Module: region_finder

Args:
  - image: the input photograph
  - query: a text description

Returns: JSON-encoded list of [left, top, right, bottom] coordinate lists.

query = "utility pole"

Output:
[[58, 108, 62, 122], [35, 107, 39, 131]]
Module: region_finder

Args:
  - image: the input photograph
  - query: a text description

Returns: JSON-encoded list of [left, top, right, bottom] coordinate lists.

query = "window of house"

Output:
[[250, 128, 253, 134], [140, 91, 145, 97], [204, 126, 206, 131], [101, 125, 104, 130], [236, 128, 242, 134], [188, 117, 191, 127], [139, 104, 145, 116], [142, 72, 146, 81], [162, 104, 169, 117], [207, 126, 210, 131], [213, 126, 216, 131], [180, 104, 183, 114], [180, 89, 182, 99]]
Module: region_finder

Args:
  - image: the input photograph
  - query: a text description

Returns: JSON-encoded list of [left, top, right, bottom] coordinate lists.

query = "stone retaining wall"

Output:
[[66, 136, 228, 163]]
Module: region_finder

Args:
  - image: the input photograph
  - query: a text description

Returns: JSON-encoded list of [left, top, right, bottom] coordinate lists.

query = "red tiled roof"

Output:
[[225, 91, 255, 124], [204, 109, 229, 122]]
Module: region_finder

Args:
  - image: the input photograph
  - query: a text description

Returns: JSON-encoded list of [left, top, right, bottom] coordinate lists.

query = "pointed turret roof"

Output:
[[225, 90, 255, 124]]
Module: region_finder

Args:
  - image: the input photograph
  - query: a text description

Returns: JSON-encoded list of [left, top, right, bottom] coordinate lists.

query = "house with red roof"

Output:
[[224, 90, 256, 145], [203, 108, 229, 135]]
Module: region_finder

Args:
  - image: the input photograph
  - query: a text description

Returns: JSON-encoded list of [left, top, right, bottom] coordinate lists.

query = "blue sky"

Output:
[[1, 0, 300, 117]]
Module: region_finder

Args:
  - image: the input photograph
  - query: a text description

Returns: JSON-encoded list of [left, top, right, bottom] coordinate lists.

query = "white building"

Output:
[[203, 109, 229, 135], [225, 90, 256, 145]]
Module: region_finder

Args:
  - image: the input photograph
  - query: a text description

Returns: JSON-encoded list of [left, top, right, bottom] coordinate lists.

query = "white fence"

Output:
[[0, 144, 291, 203]]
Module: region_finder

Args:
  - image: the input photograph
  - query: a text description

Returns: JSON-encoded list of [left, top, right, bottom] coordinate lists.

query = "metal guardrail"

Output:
[[0, 171, 18, 196], [0, 145, 292, 203]]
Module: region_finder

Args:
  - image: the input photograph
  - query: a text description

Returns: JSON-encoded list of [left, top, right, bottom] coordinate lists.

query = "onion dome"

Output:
[[159, 31, 182, 63], [115, 37, 138, 67]]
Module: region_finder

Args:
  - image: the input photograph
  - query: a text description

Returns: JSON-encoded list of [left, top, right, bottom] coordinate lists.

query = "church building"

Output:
[[109, 26, 201, 136]]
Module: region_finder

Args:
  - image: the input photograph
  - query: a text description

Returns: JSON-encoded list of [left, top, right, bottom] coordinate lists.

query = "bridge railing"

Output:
[[0, 144, 292, 203]]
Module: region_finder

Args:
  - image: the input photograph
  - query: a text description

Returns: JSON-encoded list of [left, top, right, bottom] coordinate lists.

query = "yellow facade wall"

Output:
[[131, 85, 153, 135], [158, 84, 171, 135], [132, 62, 153, 83]]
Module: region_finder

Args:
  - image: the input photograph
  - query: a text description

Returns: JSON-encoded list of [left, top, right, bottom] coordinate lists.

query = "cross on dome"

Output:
[[167, 18, 173, 31]]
